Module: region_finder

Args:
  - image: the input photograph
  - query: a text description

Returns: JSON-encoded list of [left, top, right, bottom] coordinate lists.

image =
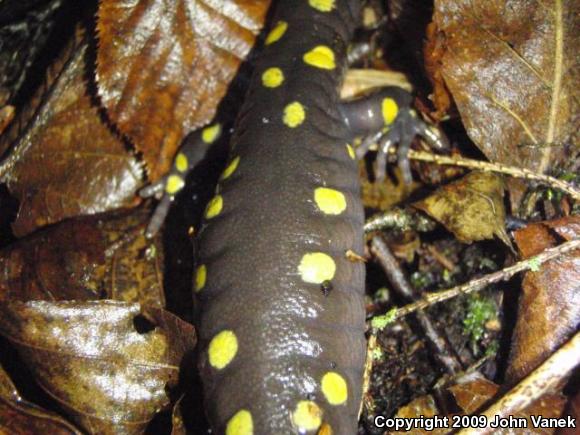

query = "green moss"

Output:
[[463, 295, 497, 343], [485, 339, 499, 357], [371, 347, 384, 360], [371, 307, 397, 331]]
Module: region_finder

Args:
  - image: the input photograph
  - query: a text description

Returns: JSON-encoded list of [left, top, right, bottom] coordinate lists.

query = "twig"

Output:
[[370, 235, 463, 375], [456, 331, 580, 435], [408, 150, 580, 201], [390, 238, 580, 321]]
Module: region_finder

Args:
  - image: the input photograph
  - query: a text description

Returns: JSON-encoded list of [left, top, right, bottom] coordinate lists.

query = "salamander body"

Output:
[[142, 1, 447, 433], [195, 1, 366, 433]]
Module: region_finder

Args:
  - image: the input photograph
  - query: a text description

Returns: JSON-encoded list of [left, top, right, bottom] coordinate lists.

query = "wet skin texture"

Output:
[[141, 0, 447, 433], [196, 1, 365, 434]]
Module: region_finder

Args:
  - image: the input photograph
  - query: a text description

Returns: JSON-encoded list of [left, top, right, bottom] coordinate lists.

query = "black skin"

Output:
[[140, 0, 448, 433]]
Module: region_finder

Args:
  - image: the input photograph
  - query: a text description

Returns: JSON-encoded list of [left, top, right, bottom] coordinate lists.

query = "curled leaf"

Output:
[[413, 171, 510, 245]]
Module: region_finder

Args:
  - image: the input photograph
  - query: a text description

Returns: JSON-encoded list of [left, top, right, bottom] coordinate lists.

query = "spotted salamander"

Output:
[[141, 0, 446, 433]]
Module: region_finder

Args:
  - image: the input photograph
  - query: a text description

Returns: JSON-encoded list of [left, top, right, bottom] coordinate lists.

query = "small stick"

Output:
[[456, 331, 580, 435], [408, 150, 580, 201], [370, 235, 463, 375], [390, 238, 580, 321]]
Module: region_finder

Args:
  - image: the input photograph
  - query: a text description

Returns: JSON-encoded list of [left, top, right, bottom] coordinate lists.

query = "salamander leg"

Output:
[[140, 123, 223, 238], [340, 86, 448, 184]]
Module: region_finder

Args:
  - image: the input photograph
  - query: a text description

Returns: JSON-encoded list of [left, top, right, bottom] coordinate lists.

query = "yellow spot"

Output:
[[346, 144, 355, 160], [321, 372, 348, 405], [175, 153, 188, 172], [299, 253, 336, 284], [314, 187, 346, 215], [195, 265, 206, 292], [303, 46, 336, 70], [208, 330, 238, 369], [308, 0, 335, 12], [382, 98, 399, 125], [165, 175, 184, 195], [292, 401, 322, 431], [226, 409, 253, 435], [202, 124, 221, 144], [265, 21, 287, 45], [221, 156, 240, 180], [262, 67, 284, 88], [205, 195, 223, 219], [318, 423, 333, 435], [283, 102, 306, 128]]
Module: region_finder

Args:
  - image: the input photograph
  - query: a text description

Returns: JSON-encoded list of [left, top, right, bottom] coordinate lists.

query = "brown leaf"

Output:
[[424, 22, 453, 118], [506, 216, 580, 383], [389, 395, 449, 435], [413, 171, 510, 245], [0, 364, 82, 434], [0, 28, 143, 237], [388, 376, 566, 435], [449, 377, 566, 435], [432, 0, 578, 172], [558, 391, 580, 435], [450, 377, 499, 413], [0, 301, 196, 434], [96, 0, 270, 179], [0, 208, 165, 307]]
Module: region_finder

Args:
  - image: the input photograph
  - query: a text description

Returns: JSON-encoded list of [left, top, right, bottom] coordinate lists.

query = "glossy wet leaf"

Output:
[[506, 215, 580, 383], [0, 208, 164, 306], [432, 0, 578, 172], [96, 0, 270, 180], [0, 301, 196, 434], [413, 171, 510, 245], [0, 364, 82, 434], [0, 29, 143, 237]]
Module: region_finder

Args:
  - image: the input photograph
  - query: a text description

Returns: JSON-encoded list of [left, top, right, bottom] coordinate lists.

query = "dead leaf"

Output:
[[432, 0, 578, 173], [0, 28, 143, 237], [558, 390, 580, 435], [96, 0, 270, 179], [424, 22, 453, 118], [506, 216, 580, 383], [388, 376, 566, 435], [389, 395, 449, 435], [413, 171, 510, 245], [0, 208, 164, 307], [341, 70, 411, 99], [450, 376, 499, 412], [0, 301, 196, 435], [450, 377, 566, 435], [0, 364, 82, 434]]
